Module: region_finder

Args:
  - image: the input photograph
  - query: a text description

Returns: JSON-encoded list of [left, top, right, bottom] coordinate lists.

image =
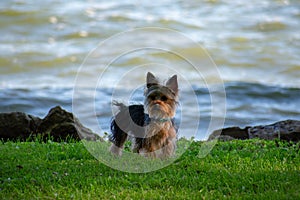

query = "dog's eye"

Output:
[[149, 95, 156, 101], [161, 96, 168, 101]]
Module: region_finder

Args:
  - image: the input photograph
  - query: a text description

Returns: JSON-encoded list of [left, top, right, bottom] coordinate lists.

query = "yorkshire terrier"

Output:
[[109, 72, 179, 158]]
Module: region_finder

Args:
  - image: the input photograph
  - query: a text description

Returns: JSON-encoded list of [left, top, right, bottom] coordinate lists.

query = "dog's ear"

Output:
[[166, 75, 178, 94], [146, 72, 159, 88]]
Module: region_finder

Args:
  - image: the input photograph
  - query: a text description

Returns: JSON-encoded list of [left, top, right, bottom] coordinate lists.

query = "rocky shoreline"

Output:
[[0, 106, 101, 142], [209, 120, 300, 142], [0, 106, 299, 142]]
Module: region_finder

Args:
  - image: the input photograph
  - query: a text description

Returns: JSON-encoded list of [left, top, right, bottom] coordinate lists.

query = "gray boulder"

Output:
[[0, 112, 41, 141], [0, 106, 101, 142], [208, 126, 249, 141], [37, 106, 101, 141], [248, 120, 300, 142], [209, 120, 300, 142]]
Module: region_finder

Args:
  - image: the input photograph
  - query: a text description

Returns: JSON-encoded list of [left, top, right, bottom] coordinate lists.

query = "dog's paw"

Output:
[[109, 144, 123, 156]]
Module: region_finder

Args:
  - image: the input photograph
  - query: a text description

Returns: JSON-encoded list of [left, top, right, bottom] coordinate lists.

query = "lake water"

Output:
[[1, 0, 300, 140]]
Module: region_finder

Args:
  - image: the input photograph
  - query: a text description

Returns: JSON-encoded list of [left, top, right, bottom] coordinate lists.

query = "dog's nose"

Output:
[[153, 100, 162, 105]]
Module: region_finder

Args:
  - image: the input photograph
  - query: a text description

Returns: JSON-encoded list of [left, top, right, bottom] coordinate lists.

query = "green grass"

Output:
[[0, 139, 299, 199]]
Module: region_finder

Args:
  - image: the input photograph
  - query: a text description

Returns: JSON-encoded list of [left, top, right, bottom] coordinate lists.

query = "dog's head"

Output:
[[144, 72, 178, 119]]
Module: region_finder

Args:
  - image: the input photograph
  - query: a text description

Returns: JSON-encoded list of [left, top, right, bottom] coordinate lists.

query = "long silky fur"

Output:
[[109, 104, 146, 147]]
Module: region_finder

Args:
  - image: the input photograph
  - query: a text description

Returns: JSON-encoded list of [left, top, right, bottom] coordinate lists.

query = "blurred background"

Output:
[[0, 0, 299, 140]]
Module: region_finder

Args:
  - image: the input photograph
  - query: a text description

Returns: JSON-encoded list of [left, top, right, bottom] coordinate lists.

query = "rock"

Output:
[[0, 106, 101, 142], [216, 135, 236, 141], [208, 127, 249, 141], [37, 106, 101, 141], [209, 120, 300, 142], [0, 112, 42, 141], [248, 120, 300, 142]]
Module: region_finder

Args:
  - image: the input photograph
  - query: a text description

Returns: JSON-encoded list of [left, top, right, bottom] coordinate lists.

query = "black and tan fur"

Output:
[[109, 72, 178, 158]]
